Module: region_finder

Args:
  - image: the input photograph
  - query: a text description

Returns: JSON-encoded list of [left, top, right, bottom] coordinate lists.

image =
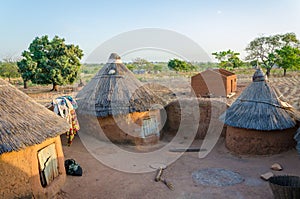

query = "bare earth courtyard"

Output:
[[50, 72, 300, 199], [18, 72, 300, 199], [59, 137, 300, 199]]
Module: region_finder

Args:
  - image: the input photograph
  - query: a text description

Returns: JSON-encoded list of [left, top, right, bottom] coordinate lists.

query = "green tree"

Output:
[[245, 32, 299, 77], [125, 63, 137, 71], [17, 51, 38, 88], [212, 50, 243, 69], [153, 64, 163, 71], [17, 35, 83, 90], [132, 58, 154, 71], [0, 58, 20, 82], [167, 59, 195, 72], [275, 46, 300, 76]]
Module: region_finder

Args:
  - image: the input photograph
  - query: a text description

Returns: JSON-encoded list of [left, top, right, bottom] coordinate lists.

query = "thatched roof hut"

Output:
[[0, 80, 69, 153], [77, 53, 163, 145], [220, 69, 299, 155], [0, 79, 69, 198], [77, 53, 162, 117], [220, 69, 297, 130]]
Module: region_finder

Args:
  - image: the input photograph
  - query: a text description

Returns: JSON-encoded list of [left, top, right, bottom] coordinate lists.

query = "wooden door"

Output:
[[141, 117, 159, 138], [38, 143, 59, 187]]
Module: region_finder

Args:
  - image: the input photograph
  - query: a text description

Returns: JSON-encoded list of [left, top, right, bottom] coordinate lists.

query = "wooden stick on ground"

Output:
[[155, 167, 163, 182], [169, 148, 207, 152]]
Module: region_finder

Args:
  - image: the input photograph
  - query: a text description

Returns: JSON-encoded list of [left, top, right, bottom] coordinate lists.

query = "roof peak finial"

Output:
[[252, 68, 266, 82], [107, 53, 122, 64]]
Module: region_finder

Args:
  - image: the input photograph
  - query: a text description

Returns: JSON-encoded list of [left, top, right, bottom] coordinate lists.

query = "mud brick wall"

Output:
[[226, 126, 297, 155], [0, 136, 66, 199], [164, 98, 228, 139], [191, 72, 237, 97], [78, 110, 161, 146]]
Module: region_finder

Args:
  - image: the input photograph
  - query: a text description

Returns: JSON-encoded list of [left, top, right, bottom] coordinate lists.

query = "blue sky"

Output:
[[1, 0, 300, 62]]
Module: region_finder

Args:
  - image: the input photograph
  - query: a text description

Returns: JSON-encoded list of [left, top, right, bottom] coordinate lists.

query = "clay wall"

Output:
[[164, 98, 227, 139], [0, 136, 65, 198], [96, 110, 161, 145], [226, 126, 297, 155], [191, 72, 237, 97]]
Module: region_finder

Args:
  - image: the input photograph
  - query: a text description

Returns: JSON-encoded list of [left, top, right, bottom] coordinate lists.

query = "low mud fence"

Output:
[[164, 98, 228, 139]]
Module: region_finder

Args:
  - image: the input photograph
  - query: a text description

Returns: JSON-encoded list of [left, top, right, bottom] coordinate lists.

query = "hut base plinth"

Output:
[[226, 126, 297, 155], [97, 111, 160, 146]]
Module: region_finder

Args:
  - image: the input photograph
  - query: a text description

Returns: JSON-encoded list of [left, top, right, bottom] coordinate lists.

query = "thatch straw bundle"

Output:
[[220, 69, 298, 131], [0, 79, 69, 154], [76, 53, 163, 117]]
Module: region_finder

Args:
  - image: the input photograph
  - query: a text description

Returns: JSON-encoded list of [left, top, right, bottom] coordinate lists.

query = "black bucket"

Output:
[[268, 175, 300, 199]]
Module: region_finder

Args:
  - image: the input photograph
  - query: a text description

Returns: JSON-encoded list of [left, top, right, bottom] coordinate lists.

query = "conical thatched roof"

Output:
[[220, 69, 298, 131], [0, 79, 69, 154], [76, 53, 163, 117]]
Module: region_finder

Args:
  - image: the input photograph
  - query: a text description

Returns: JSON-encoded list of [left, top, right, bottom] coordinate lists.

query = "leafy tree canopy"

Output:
[[275, 46, 300, 76], [212, 49, 244, 69], [17, 35, 83, 90], [245, 32, 299, 76], [0, 58, 20, 82], [167, 59, 196, 72], [125, 63, 137, 71], [132, 58, 154, 71], [153, 64, 164, 72]]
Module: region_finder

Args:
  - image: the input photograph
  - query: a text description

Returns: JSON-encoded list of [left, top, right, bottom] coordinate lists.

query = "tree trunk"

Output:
[[51, 83, 58, 91], [24, 80, 28, 89], [266, 68, 271, 77], [283, 68, 287, 76]]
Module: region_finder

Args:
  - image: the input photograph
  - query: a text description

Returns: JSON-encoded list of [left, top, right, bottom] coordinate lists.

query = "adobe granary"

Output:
[[0, 79, 69, 198], [191, 68, 237, 97], [76, 53, 163, 145], [220, 69, 300, 155]]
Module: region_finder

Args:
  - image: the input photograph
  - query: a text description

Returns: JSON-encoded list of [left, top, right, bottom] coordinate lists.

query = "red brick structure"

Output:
[[191, 69, 237, 97]]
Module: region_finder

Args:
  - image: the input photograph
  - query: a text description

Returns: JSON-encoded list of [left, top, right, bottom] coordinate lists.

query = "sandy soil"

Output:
[[269, 76, 300, 109], [17, 72, 300, 198], [57, 73, 300, 199], [58, 135, 300, 199]]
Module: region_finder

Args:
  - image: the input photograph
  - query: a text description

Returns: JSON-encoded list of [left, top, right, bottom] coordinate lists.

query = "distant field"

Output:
[[5, 68, 299, 110]]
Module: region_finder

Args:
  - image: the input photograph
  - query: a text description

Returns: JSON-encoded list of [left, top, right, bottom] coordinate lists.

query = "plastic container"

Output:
[[268, 175, 300, 199]]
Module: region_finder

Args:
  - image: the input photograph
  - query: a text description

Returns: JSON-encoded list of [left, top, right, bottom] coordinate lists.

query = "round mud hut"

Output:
[[220, 69, 299, 155], [0, 79, 69, 198], [76, 53, 163, 145]]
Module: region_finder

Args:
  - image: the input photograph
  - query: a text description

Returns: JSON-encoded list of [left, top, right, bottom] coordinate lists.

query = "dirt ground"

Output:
[[57, 73, 300, 199], [17, 71, 300, 199], [59, 135, 300, 199]]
